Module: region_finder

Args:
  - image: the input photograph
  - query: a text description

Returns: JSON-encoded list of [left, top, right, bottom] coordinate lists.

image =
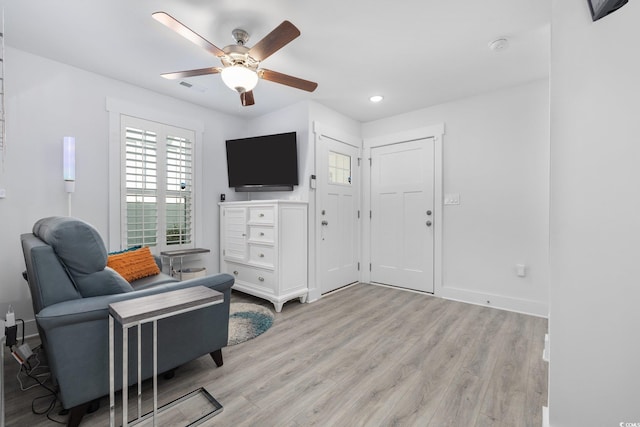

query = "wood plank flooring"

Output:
[[3, 283, 547, 426]]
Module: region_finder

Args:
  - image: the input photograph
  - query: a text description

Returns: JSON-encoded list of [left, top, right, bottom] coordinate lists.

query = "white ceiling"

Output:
[[0, 0, 550, 123]]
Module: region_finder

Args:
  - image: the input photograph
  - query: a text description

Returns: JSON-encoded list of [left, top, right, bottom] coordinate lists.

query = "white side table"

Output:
[[160, 248, 210, 280], [108, 286, 223, 427]]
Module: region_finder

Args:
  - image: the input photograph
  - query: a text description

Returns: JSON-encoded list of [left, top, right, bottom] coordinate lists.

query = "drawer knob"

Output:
[[258, 276, 265, 281], [259, 213, 265, 217], [259, 253, 265, 258], [260, 232, 265, 236], [233, 271, 239, 275]]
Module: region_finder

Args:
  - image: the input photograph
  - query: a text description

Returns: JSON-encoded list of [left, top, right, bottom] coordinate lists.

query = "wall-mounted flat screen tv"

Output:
[[226, 131, 299, 192]]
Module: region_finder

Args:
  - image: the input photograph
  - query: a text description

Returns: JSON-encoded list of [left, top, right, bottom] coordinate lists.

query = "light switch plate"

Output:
[[444, 193, 460, 205]]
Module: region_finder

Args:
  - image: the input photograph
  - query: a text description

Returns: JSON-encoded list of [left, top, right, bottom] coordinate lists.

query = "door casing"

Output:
[[370, 138, 435, 292], [363, 124, 445, 295], [310, 121, 362, 302], [310, 122, 444, 301]]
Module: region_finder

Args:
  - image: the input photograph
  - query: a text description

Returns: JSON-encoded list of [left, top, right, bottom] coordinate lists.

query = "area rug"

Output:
[[227, 303, 274, 346]]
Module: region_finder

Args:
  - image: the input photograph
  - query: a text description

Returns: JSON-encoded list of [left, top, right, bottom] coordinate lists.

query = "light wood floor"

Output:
[[3, 283, 547, 426]]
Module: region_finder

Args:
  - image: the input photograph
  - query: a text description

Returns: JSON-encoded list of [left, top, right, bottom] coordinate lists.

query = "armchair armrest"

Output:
[[37, 273, 233, 331]]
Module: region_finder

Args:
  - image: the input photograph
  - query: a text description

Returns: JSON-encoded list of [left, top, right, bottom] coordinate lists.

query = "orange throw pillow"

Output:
[[107, 246, 160, 282]]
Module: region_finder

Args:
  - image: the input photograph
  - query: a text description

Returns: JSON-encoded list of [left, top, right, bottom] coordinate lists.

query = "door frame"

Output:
[[310, 121, 362, 302], [363, 124, 445, 296]]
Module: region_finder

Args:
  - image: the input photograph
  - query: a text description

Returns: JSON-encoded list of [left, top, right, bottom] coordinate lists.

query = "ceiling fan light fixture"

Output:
[[221, 65, 259, 93]]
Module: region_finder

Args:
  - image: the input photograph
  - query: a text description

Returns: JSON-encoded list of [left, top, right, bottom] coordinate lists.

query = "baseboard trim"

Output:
[[542, 406, 549, 427], [439, 286, 548, 318], [337, 282, 548, 318]]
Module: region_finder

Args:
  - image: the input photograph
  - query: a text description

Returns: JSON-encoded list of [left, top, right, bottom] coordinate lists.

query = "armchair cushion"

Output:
[[74, 267, 134, 297], [33, 216, 107, 275]]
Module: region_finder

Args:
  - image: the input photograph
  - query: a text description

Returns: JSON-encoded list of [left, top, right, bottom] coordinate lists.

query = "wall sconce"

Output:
[[63, 136, 75, 193]]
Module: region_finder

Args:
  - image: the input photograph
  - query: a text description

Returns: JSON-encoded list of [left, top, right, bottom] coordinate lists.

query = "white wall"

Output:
[[363, 79, 550, 316], [0, 47, 245, 333], [549, 0, 640, 425]]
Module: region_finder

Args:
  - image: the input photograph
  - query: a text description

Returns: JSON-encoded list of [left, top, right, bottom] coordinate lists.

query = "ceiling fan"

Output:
[[152, 12, 318, 107]]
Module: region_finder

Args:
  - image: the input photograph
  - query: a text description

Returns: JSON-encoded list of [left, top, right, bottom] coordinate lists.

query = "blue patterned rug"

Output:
[[228, 303, 274, 346]]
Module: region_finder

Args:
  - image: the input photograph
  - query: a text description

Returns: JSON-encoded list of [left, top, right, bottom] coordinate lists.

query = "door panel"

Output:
[[370, 138, 434, 293], [223, 207, 247, 262], [318, 137, 360, 294]]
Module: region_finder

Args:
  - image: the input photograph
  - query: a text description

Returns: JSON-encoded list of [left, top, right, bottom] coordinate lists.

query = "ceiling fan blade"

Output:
[[248, 21, 300, 62], [161, 67, 222, 80], [260, 69, 318, 92], [241, 91, 255, 106], [152, 12, 225, 58]]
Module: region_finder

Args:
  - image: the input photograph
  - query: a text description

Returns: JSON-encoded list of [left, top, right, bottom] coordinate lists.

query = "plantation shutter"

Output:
[[124, 126, 158, 247], [121, 115, 195, 251], [165, 135, 192, 245]]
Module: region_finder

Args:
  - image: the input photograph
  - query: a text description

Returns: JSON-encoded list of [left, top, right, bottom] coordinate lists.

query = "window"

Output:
[[121, 115, 194, 251], [328, 151, 352, 185]]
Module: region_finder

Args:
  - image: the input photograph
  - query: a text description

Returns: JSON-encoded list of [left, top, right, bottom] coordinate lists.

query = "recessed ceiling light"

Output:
[[488, 38, 509, 52], [369, 95, 384, 103]]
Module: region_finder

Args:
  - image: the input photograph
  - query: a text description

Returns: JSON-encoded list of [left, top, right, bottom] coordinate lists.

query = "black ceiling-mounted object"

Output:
[[587, 0, 628, 21]]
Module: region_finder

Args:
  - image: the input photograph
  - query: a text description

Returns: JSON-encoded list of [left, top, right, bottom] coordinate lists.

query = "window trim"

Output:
[[107, 98, 204, 253]]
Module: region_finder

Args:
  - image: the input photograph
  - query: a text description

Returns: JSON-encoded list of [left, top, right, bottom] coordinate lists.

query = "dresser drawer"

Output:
[[249, 207, 275, 224], [226, 262, 275, 292], [248, 244, 275, 268], [249, 226, 275, 243]]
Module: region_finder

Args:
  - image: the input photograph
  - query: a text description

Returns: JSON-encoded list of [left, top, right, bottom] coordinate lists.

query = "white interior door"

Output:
[[370, 138, 434, 293], [318, 136, 360, 294]]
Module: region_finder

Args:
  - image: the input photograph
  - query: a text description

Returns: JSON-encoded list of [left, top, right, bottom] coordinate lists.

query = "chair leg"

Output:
[[87, 398, 100, 414], [210, 349, 223, 367], [163, 369, 176, 380], [67, 401, 90, 427]]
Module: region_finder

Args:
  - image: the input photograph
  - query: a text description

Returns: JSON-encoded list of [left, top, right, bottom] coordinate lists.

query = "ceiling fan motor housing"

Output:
[[221, 44, 259, 69]]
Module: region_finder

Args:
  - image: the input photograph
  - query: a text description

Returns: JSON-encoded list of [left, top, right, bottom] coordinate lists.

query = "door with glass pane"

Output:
[[318, 136, 360, 294]]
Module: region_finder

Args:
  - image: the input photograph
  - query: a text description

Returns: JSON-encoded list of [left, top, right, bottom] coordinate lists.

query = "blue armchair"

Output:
[[20, 216, 233, 426]]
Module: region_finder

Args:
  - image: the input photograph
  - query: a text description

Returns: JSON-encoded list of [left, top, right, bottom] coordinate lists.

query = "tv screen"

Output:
[[226, 132, 299, 192]]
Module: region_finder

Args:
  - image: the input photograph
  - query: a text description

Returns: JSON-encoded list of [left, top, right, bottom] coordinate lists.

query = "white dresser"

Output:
[[219, 200, 308, 312]]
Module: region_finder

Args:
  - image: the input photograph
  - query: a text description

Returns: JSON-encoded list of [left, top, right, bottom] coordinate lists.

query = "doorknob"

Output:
[[426, 221, 432, 227], [321, 220, 329, 226]]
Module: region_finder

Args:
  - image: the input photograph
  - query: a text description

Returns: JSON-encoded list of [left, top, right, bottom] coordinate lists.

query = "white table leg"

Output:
[[137, 323, 142, 420], [122, 326, 128, 426], [109, 316, 115, 427], [153, 319, 158, 426]]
